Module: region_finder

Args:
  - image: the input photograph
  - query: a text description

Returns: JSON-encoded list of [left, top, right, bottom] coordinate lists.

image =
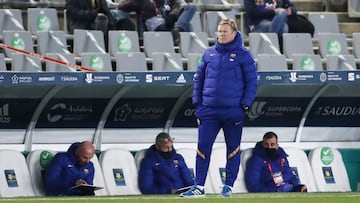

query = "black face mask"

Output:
[[159, 151, 172, 159], [264, 148, 278, 159]]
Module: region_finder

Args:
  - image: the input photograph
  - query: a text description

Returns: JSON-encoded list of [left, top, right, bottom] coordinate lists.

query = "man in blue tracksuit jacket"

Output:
[[44, 141, 95, 196], [138, 132, 194, 194], [181, 19, 258, 198], [245, 132, 307, 192]]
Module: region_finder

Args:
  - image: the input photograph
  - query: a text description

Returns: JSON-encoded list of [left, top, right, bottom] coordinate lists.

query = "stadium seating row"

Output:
[[1, 30, 360, 72], [0, 146, 351, 197], [0, 8, 345, 40], [0, 8, 359, 71]]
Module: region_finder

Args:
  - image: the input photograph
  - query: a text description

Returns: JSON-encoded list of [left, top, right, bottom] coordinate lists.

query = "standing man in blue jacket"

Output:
[[44, 141, 96, 196], [138, 132, 194, 194], [245, 132, 307, 192], [181, 18, 258, 198]]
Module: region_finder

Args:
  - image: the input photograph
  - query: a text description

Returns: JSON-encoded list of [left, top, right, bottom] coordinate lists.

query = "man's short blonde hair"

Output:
[[218, 19, 238, 32]]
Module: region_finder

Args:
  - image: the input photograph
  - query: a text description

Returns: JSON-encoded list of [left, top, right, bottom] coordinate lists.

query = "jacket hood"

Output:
[[215, 31, 243, 52], [148, 144, 177, 157], [67, 142, 80, 165], [253, 141, 288, 159]]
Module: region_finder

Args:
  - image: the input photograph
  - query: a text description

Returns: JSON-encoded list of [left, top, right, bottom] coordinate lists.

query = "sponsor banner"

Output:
[[245, 97, 310, 127], [0, 72, 84, 85], [258, 71, 360, 84], [172, 99, 197, 127], [0, 71, 359, 85], [0, 99, 38, 129], [305, 97, 360, 127], [247, 97, 360, 127], [37, 99, 108, 128], [105, 99, 176, 128]]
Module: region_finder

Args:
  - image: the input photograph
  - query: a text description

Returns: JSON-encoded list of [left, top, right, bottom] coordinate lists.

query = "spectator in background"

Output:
[[66, 0, 135, 48], [244, 0, 295, 48], [44, 141, 96, 196], [245, 131, 308, 193], [138, 132, 194, 194], [118, 0, 196, 44], [180, 19, 258, 198]]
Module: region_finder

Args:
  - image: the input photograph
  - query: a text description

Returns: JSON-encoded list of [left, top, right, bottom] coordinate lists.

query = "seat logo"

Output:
[[37, 14, 51, 31]]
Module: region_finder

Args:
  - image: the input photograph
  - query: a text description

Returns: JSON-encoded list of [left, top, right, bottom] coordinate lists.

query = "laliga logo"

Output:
[[247, 101, 267, 120]]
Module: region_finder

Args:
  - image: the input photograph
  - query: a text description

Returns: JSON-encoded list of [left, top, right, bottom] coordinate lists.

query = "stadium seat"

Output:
[[326, 55, 357, 70], [115, 52, 148, 72], [0, 149, 35, 197], [249, 32, 281, 57], [99, 148, 141, 195], [179, 32, 208, 58], [108, 30, 140, 56], [190, 11, 203, 32], [292, 54, 323, 71], [152, 53, 184, 71], [256, 54, 288, 71], [0, 9, 25, 38], [239, 148, 253, 172], [317, 33, 349, 58], [229, 148, 251, 193], [143, 31, 175, 58], [27, 8, 60, 35], [12, 53, 42, 72], [198, 0, 232, 11], [90, 154, 109, 196], [2, 30, 34, 58], [45, 53, 77, 72], [187, 53, 202, 71], [0, 53, 7, 71], [73, 29, 106, 57], [283, 147, 317, 192], [282, 33, 314, 59], [348, 0, 360, 18], [134, 149, 146, 171], [26, 149, 57, 196], [209, 147, 245, 193], [205, 11, 236, 39], [37, 31, 70, 55], [176, 148, 214, 194], [352, 32, 360, 59], [308, 146, 351, 192], [308, 13, 340, 38], [6, 0, 41, 9], [81, 53, 113, 72]]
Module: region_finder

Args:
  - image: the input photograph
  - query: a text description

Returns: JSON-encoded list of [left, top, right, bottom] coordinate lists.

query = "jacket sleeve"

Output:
[[282, 157, 300, 187], [138, 155, 157, 194], [178, 155, 194, 187], [245, 156, 277, 192], [240, 51, 258, 106], [44, 154, 71, 195], [192, 51, 207, 106], [244, 0, 276, 21]]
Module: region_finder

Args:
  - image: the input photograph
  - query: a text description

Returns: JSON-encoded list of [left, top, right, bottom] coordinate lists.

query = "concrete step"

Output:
[[292, 0, 325, 12]]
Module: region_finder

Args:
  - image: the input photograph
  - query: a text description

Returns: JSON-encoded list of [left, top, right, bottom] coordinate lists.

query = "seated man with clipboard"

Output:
[[44, 141, 102, 196]]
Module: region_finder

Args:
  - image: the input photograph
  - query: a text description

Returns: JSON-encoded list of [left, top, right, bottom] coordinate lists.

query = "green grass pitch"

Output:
[[0, 192, 359, 203]]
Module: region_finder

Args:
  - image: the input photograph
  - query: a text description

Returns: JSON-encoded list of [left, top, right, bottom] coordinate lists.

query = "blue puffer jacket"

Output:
[[138, 145, 194, 194], [245, 142, 300, 192], [192, 31, 257, 107], [44, 142, 95, 196]]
